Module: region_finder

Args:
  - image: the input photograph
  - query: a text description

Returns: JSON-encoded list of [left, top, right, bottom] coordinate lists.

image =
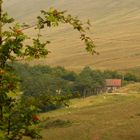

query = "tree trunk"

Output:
[[7, 114, 11, 135], [83, 89, 86, 98], [0, 0, 2, 45], [0, 0, 4, 68], [0, 105, 3, 120]]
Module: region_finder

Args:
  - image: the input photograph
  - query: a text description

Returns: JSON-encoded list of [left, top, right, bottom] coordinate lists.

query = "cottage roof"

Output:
[[105, 79, 121, 87]]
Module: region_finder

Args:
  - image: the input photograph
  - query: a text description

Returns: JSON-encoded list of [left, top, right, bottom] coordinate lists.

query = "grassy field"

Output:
[[116, 83, 140, 94], [25, 91, 140, 140], [3, 0, 140, 71]]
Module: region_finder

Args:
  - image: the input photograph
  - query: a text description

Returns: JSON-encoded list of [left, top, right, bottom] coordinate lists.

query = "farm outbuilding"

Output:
[[105, 79, 122, 93]]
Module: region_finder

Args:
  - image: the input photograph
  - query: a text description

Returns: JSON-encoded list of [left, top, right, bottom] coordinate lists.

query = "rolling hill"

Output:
[[24, 92, 140, 140], [3, 0, 140, 71]]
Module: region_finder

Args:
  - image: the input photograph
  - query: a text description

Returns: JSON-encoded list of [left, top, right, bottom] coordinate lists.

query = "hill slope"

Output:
[[24, 93, 140, 140], [4, 0, 140, 71]]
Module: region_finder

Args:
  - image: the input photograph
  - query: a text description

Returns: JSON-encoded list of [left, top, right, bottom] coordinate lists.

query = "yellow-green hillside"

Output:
[[116, 83, 140, 94], [24, 92, 140, 140]]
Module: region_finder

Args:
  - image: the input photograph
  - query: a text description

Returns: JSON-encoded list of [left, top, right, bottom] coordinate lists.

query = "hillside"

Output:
[[117, 83, 140, 94], [3, 0, 140, 71], [24, 92, 140, 140]]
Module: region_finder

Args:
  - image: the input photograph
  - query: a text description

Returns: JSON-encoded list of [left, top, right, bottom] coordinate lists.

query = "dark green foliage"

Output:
[[62, 71, 77, 81], [12, 64, 105, 99], [0, 2, 97, 138], [103, 70, 122, 79], [124, 72, 140, 82], [0, 0, 99, 138], [44, 119, 72, 129], [73, 67, 105, 97], [12, 63, 140, 101], [12, 62, 139, 92], [0, 94, 42, 140]]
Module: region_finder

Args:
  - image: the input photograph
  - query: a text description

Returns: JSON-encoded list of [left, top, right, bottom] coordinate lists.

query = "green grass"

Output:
[[24, 93, 140, 140]]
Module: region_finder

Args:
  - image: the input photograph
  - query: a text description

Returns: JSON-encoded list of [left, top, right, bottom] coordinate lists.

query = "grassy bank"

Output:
[[25, 92, 140, 140]]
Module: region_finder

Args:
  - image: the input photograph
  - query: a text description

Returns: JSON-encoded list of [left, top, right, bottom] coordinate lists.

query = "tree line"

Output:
[[11, 63, 140, 112]]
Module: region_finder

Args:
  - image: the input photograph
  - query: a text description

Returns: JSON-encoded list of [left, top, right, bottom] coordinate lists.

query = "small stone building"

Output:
[[105, 79, 122, 93]]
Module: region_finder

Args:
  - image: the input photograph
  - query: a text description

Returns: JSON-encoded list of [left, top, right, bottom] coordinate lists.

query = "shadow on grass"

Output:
[[40, 119, 73, 129], [135, 113, 140, 117]]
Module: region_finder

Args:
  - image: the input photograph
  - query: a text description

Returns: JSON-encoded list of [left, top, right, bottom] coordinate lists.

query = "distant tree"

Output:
[[62, 71, 77, 81], [103, 70, 122, 79], [73, 67, 105, 97], [124, 73, 139, 82]]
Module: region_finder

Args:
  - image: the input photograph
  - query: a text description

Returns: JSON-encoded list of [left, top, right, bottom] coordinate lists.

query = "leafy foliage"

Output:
[[13, 64, 125, 100], [0, 1, 97, 139]]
